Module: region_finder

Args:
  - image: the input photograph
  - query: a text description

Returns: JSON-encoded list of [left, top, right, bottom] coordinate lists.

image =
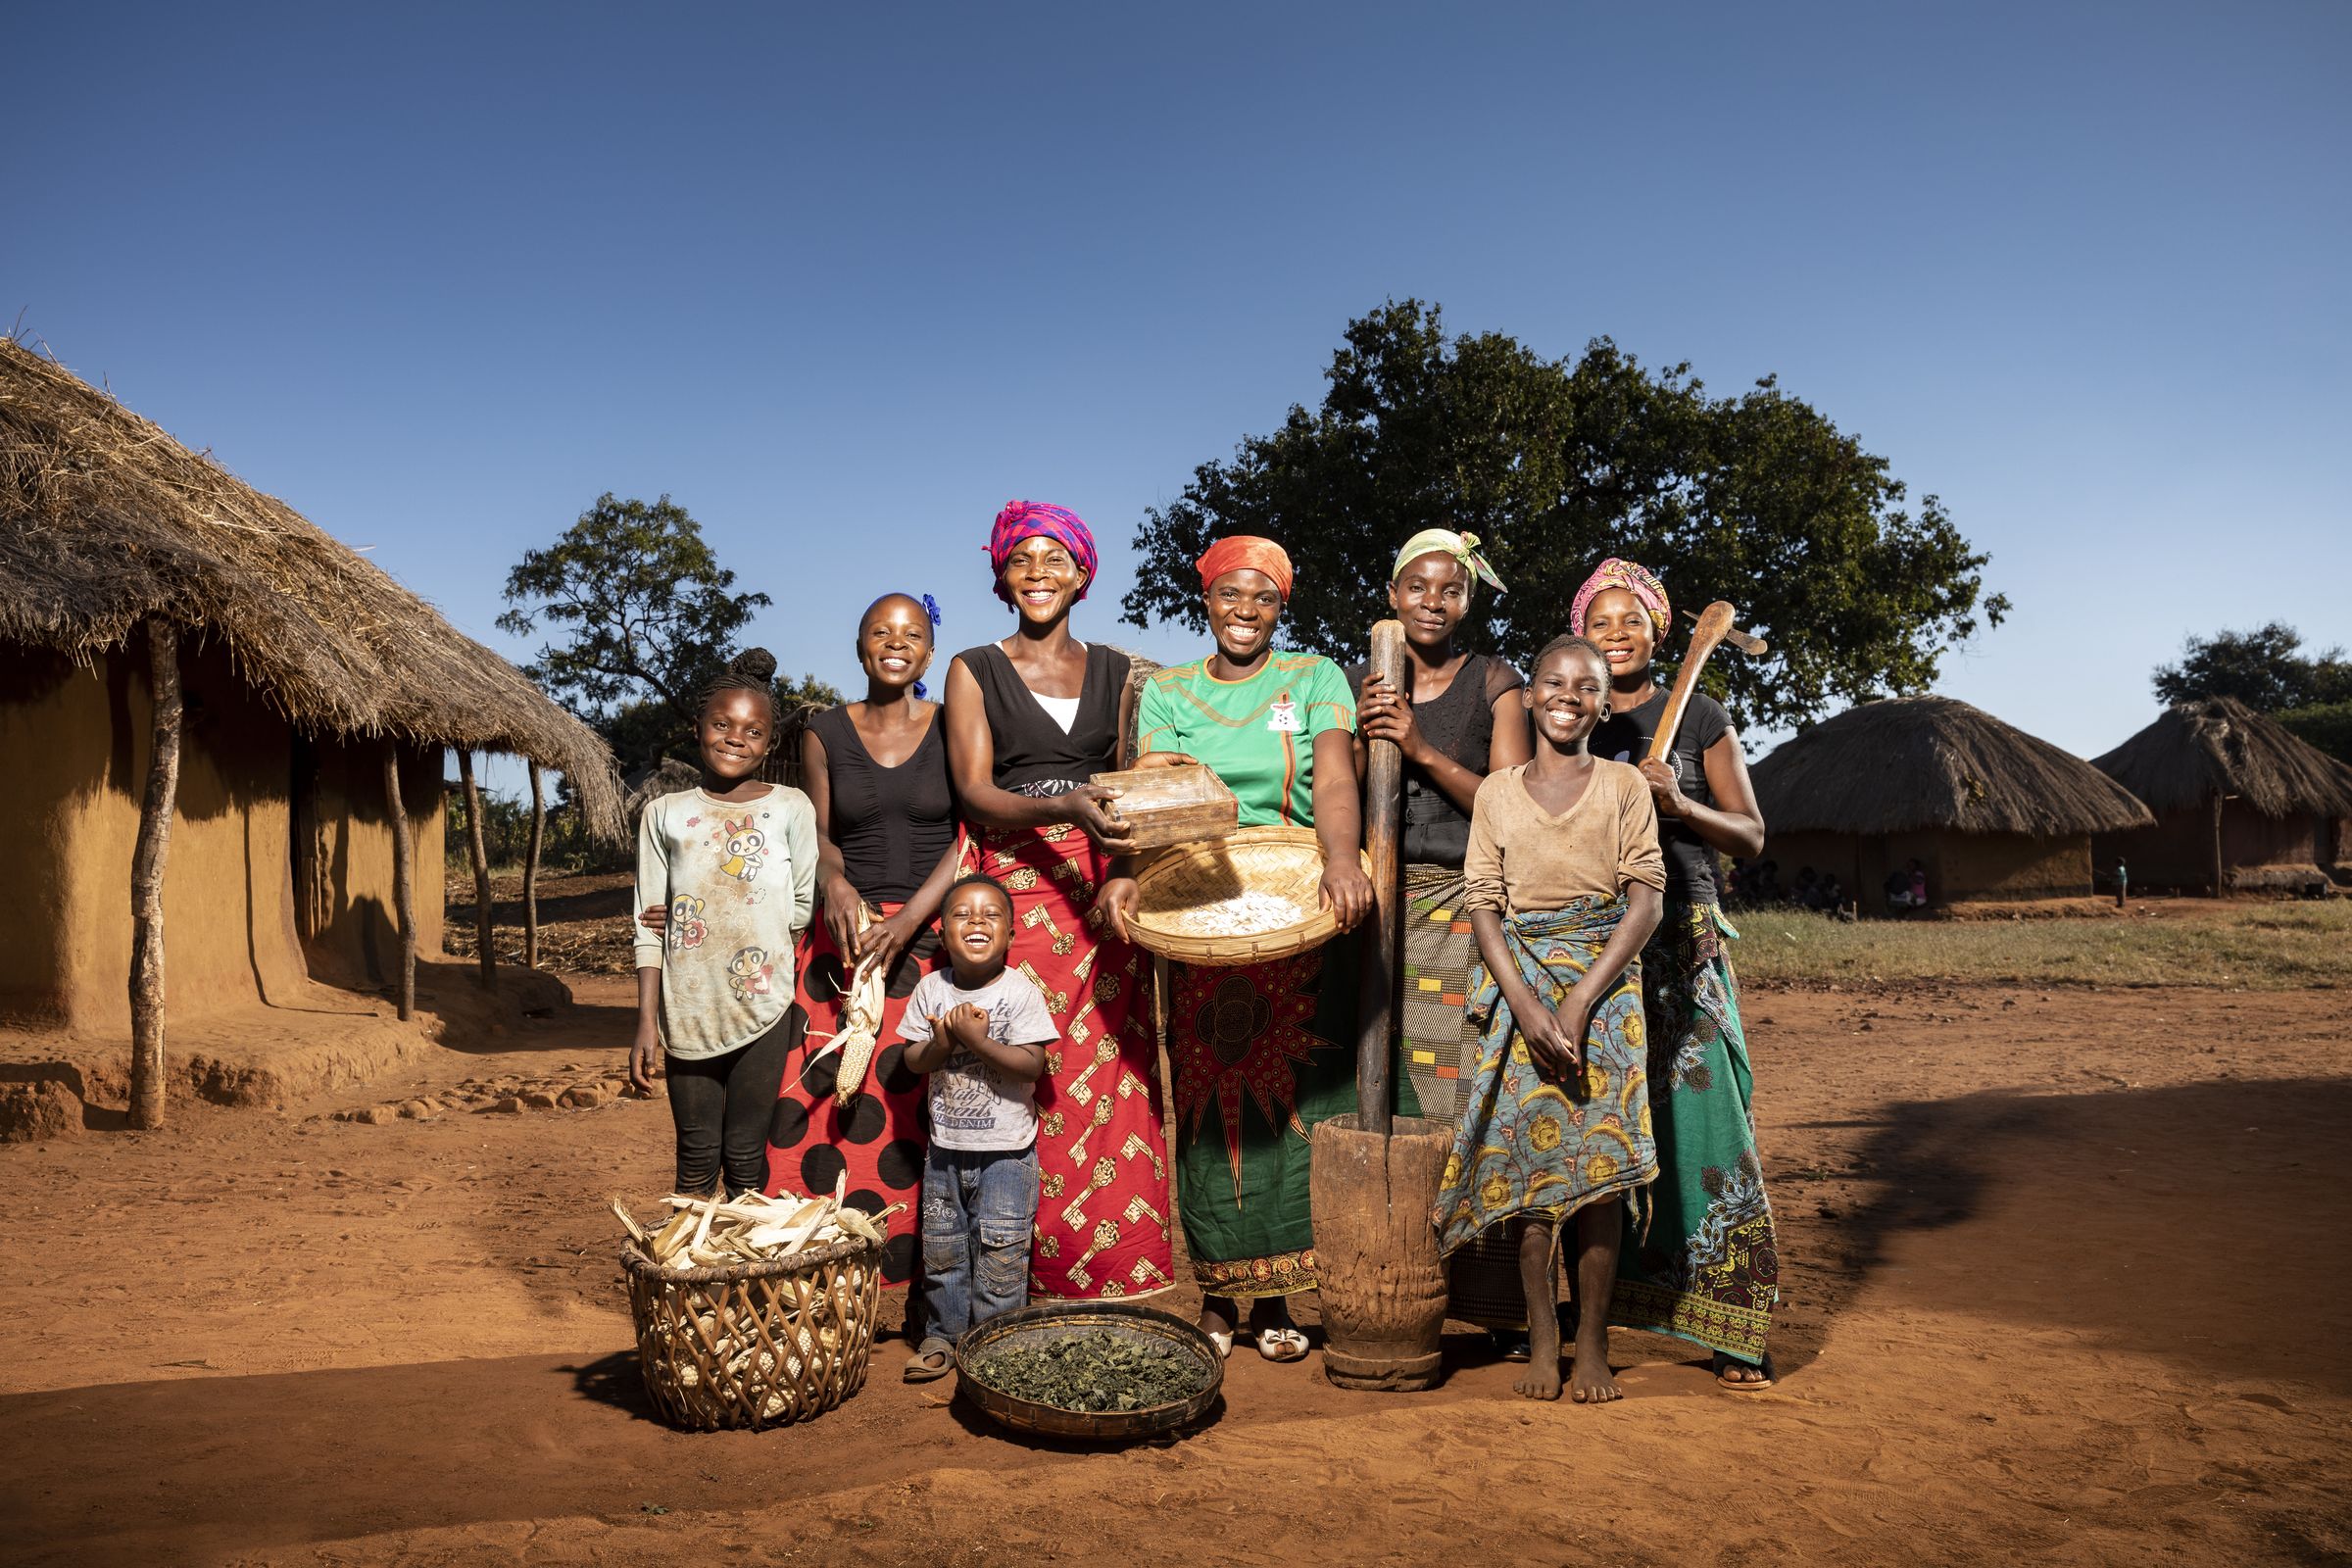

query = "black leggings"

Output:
[[665, 1006, 802, 1195]]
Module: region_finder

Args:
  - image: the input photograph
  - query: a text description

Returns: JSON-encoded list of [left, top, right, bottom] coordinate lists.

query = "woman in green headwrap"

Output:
[[1345, 529, 1536, 1338]]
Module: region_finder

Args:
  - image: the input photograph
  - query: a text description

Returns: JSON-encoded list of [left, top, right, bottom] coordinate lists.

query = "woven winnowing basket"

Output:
[[621, 1233, 881, 1430], [1128, 824, 1370, 966]]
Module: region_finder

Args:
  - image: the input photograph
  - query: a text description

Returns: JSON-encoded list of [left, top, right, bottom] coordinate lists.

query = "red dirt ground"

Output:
[[2, 973, 2347, 1566]]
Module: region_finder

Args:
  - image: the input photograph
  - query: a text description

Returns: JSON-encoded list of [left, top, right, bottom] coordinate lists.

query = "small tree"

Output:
[[499, 493, 835, 769], [2152, 622, 2352, 711], [1122, 301, 2006, 733]]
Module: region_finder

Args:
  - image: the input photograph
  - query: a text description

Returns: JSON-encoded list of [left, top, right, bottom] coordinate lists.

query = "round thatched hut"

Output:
[[1749, 696, 2153, 912], [2088, 698, 2352, 894], [0, 340, 622, 1068]]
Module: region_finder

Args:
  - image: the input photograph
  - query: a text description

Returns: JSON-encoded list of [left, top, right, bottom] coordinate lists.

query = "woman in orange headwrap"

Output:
[[1116, 535, 1373, 1362]]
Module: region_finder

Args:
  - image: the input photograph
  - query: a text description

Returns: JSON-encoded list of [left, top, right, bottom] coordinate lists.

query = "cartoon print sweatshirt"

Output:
[[632, 785, 817, 1059]]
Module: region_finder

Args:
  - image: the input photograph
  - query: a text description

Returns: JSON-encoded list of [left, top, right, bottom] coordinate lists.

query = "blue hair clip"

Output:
[[920, 593, 942, 626]]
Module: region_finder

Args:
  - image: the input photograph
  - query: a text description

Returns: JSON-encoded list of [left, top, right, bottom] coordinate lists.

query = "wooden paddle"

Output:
[[1646, 602, 1767, 761]]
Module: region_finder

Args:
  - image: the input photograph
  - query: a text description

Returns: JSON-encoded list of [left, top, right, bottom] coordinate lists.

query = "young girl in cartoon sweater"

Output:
[[630, 650, 817, 1196]]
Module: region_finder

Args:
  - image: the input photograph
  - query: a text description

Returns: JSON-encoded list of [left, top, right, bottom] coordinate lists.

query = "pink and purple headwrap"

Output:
[[1569, 558, 1672, 640], [988, 501, 1098, 606]]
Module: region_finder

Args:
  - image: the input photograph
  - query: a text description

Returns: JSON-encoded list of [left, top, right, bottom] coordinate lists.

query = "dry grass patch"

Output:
[[1734, 902, 2352, 990]]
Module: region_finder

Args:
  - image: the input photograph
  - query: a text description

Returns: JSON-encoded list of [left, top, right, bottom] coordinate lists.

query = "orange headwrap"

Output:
[[1196, 535, 1295, 600]]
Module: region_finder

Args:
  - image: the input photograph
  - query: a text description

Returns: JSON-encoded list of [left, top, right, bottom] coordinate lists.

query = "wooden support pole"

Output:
[[458, 747, 495, 988], [1355, 618, 1407, 1137], [128, 619, 183, 1132], [2210, 793, 2226, 899], [385, 743, 417, 1020], [523, 762, 545, 970]]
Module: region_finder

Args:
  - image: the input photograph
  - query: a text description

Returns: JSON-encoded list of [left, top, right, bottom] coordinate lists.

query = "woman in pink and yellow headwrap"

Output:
[[1573, 558, 1783, 1391], [940, 501, 1173, 1319]]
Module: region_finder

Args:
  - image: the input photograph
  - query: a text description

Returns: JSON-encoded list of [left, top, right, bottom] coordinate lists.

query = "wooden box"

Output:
[[1091, 763, 1241, 851]]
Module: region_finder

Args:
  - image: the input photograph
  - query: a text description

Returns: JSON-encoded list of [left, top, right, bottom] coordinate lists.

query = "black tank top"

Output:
[[809, 704, 956, 904], [956, 641, 1130, 797], [1345, 652, 1525, 867]]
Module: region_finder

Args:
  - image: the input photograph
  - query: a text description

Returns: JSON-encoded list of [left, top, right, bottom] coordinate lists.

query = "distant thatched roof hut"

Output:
[[2088, 698, 2352, 893], [1749, 696, 2152, 912], [0, 339, 620, 1046]]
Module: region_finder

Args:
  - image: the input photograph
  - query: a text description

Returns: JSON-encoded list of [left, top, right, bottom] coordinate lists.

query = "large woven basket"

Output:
[[1127, 824, 1370, 966], [620, 1233, 882, 1430]]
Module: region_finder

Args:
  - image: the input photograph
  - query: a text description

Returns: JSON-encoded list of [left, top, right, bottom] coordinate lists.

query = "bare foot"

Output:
[[1568, 1343, 1621, 1403], [1513, 1355, 1564, 1400]]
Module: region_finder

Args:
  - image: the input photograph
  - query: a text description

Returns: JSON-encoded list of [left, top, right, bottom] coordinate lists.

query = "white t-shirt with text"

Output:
[[898, 967, 1057, 1152]]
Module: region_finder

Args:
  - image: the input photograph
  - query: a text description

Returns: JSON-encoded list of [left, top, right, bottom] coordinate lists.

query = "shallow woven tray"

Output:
[[620, 1232, 881, 1431], [1126, 824, 1369, 966], [956, 1301, 1224, 1442]]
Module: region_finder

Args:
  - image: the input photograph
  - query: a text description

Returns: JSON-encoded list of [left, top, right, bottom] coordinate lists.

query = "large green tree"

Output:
[[2152, 622, 2352, 765], [2151, 622, 2352, 711], [1121, 300, 2007, 733], [499, 492, 836, 770]]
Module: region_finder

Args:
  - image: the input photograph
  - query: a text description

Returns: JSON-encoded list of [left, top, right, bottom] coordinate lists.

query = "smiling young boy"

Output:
[[896, 872, 1056, 1382]]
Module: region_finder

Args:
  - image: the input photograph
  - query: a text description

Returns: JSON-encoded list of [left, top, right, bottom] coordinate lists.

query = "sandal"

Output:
[[903, 1339, 955, 1383], [1204, 1328, 1234, 1360], [1713, 1350, 1775, 1392], [1252, 1325, 1309, 1363]]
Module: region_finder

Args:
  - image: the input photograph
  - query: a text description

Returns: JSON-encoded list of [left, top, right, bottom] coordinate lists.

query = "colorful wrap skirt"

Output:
[[963, 823, 1176, 1302], [1169, 933, 1360, 1299], [1395, 864, 1525, 1326], [1433, 898, 1656, 1258], [1607, 899, 1780, 1366], [768, 900, 937, 1287]]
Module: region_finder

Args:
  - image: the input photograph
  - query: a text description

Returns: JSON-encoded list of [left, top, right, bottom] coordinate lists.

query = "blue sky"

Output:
[[8, 3, 2346, 795]]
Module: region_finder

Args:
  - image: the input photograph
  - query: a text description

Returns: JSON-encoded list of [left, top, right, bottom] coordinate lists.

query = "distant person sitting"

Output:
[[1884, 867, 1917, 912], [1818, 874, 1850, 919], [1792, 866, 1822, 910], [1909, 861, 1929, 910]]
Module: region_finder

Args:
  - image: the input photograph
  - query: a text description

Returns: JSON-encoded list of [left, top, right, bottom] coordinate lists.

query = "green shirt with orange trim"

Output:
[[1134, 651, 1355, 826]]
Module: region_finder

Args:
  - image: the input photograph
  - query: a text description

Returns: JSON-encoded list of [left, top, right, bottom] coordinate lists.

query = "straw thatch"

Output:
[[0, 339, 622, 836], [1750, 696, 2153, 837], [2089, 698, 2352, 820]]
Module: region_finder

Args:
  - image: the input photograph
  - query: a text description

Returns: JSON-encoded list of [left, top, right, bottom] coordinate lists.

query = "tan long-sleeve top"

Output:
[[1461, 760, 1666, 915]]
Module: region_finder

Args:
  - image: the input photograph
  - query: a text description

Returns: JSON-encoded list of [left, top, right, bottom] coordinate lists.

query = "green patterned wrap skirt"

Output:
[[1607, 899, 1780, 1366]]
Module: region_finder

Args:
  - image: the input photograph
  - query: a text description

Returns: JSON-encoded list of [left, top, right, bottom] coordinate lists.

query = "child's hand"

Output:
[[636, 903, 667, 933], [1516, 1004, 1580, 1080], [627, 1021, 663, 1098], [1544, 992, 1598, 1079], [943, 1003, 993, 1049]]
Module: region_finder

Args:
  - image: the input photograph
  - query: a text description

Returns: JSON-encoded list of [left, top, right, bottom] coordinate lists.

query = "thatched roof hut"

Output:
[[1749, 696, 2152, 911], [2088, 699, 2352, 893], [0, 340, 620, 1053], [0, 340, 622, 828]]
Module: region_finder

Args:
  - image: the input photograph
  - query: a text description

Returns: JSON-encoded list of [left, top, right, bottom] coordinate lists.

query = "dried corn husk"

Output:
[[802, 905, 890, 1105], [616, 1183, 903, 1273]]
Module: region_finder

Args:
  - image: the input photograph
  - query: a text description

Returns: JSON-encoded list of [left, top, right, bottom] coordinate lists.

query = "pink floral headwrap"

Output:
[[987, 501, 1098, 606], [1569, 558, 1671, 640]]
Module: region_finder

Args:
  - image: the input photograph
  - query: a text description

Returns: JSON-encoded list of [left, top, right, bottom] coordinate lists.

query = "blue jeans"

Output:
[[921, 1144, 1038, 1347]]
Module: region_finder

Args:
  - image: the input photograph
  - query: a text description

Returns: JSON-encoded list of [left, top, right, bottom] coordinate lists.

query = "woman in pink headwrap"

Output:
[[1575, 558, 1782, 1391], [940, 502, 1175, 1317]]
